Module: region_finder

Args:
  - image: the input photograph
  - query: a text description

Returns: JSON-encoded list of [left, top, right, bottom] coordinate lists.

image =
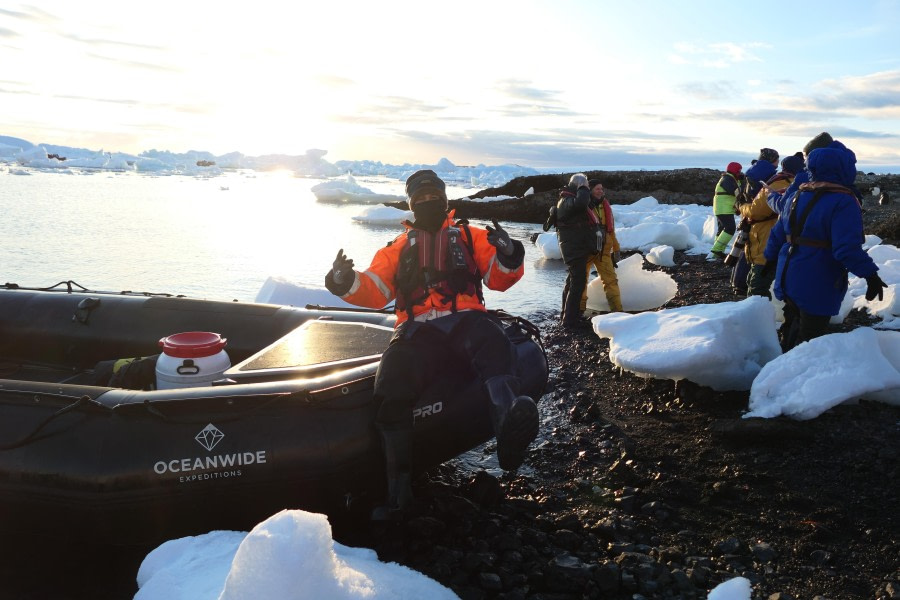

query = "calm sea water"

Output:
[[0, 168, 565, 320]]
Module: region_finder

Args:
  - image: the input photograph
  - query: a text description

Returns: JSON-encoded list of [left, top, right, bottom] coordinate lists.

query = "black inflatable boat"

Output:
[[0, 282, 547, 545]]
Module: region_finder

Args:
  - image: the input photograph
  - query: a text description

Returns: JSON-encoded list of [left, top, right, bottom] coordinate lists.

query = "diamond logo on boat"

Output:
[[195, 423, 224, 452]]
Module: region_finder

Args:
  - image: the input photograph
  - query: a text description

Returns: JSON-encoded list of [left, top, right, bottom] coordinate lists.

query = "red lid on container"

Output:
[[158, 331, 227, 358]]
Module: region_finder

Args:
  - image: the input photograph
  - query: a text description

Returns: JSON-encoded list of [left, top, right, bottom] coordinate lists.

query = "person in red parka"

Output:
[[325, 169, 539, 520]]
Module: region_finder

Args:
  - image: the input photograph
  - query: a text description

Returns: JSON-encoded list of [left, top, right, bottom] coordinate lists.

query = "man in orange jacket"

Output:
[[325, 169, 539, 520]]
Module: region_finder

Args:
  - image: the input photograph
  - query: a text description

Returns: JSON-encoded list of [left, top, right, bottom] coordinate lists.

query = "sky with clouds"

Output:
[[2, 0, 900, 170]]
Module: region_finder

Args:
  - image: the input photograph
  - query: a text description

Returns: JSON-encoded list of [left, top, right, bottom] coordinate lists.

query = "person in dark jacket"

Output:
[[555, 173, 599, 328], [761, 143, 886, 350]]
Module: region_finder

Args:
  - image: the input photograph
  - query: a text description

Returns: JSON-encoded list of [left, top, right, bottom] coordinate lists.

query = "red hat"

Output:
[[726, 162, 743, 175]]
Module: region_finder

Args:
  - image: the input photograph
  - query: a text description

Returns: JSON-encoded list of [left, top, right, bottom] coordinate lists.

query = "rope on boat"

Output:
[[303, 303, 396, 314], [0, 394, 109, 451], [0, 280, 182, 297]]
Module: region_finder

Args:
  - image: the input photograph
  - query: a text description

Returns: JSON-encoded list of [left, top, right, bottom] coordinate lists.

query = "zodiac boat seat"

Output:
[[222, 319, 395, 384]]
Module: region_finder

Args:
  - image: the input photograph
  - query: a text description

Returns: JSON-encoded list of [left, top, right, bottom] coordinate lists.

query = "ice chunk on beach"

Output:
[[645, 245, 675, 267], [592, 296, 782, 391], [746, 328, 900, 419], [616, 221, 694, 252], [219, 511, 457, 600], [535, 232, 562, 260], [863, 234, 883, 250], [136, 510, 458, 600], [586, 253, 677, 312], [708, 577, 752, 600]]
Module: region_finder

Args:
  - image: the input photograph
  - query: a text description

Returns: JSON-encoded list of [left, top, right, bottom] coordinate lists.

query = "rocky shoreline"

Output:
[[361, 175, 899, 599], [341, 249, 899, 600], [410, 168, 900, 244]]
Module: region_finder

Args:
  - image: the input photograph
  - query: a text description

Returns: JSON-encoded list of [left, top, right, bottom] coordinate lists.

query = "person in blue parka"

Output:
[[744, 148, 779, 202], [761, 142, 887, 350]]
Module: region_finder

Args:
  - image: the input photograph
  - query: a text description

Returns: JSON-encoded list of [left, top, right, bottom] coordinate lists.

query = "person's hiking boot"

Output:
[[484, 376, 540, 471], [563, 316, 593, 331], [370, 426, 413, 521], [370, 471, 413, 521], [706, 250, 726, 261], [496, 396, 539, 470]]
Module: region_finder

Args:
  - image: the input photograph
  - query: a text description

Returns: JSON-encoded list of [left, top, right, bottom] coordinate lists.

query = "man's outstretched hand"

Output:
[[486, 219, 514, 256], [332, 249, 355, 284]]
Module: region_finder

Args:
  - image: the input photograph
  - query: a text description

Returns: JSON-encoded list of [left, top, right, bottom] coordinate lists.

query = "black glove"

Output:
[[485, 219, 514, 256], [543, 206, 557, 232], [331, 249, 354, 284], [760, 260, 776, 279], [865, 273, 887, 302]]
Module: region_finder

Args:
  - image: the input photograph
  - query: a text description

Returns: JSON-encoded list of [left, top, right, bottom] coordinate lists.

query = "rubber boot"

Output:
[[709, 230, 733, 255], [370, 427, 413, 521], [484, 376, 539, 471]]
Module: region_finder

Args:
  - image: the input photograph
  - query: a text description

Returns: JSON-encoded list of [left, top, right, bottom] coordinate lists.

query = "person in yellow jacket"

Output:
[[581, 179, 622, 312], [325, 169, 539, 520], [739, 153, 804, 297], [707, 162, 745, 260]]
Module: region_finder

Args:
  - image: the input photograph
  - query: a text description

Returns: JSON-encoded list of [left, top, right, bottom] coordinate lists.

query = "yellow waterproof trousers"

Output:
[[581, 253, 622, 313]]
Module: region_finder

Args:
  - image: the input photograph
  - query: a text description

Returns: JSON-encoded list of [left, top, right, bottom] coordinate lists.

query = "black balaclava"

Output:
[[412, 200, 447, 232]]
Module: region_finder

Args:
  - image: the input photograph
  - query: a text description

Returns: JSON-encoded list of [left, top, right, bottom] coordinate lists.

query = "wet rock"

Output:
[[640, 500, 674, 521], [751, 542, 778, 563], [809, 549, 832, 565], [466, 471, 503, 507], [715, 536, 743, 555], [477, 572, 503, 592]]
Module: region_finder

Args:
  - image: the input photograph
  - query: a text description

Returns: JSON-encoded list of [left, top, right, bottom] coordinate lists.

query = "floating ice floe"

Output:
[[255, 276, 356, 309], [311, 174, 406, 205], [351, 205, 412, 225]]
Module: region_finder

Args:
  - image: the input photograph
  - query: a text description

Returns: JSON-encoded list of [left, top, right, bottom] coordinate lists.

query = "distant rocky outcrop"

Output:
[[404, 168, 900, 230]]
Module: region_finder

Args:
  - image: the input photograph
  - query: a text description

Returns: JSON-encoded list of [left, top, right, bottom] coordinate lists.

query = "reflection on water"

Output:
[[0, 169, 566, 320], [2, 168, 565, 489]]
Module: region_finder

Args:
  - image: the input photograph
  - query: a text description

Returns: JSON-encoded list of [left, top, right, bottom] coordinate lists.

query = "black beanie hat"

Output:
[[803, 132, 833, 155], [781, 154, 804, 176], [588, 178, 602, 189], [405, 169, 447, 209]]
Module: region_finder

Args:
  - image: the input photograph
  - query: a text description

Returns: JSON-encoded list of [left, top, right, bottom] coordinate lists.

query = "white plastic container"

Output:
[[156, 331, 231, 390]]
